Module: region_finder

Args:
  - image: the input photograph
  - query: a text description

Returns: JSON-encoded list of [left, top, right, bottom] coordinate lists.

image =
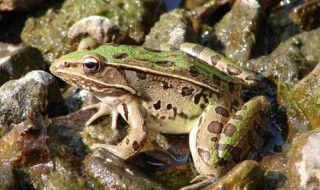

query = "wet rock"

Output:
[[144, 9, 196, 49], [0, 0, 45, 11], [292, 62, 320, 130], [260, 154, 288, 189], [21, 0, 164, 63], [286, 129, 320, 190], [84, 148, 166, 190], [68, 16, 138, 45], [0, 71, 63, 134], [290, 0, 320, 30], [203, 160, 263, 190], [0, 113, 88, 189], [184, 0, 230, 22], [0, 42, 46, 86], [248, 46, 311, 88], [210, 0, 261, 62]]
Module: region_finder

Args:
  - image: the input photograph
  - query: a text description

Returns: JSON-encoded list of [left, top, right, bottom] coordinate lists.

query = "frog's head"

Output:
[[50, 49, 136, 96]]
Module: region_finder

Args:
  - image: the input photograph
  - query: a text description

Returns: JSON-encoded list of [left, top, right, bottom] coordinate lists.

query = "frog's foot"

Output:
[[82, 102, 114, 127], [180, 177, 217, 190]]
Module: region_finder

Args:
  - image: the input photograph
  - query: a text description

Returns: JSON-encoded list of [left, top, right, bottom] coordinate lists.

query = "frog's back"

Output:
[[93, 44, 234, 93]]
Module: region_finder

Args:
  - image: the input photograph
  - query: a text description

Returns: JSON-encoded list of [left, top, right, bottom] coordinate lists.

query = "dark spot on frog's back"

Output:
[[153, 100, 161, 110], [112, 53, 128, 59], [181, 86, 194, 96], [136, 71, 146, 80], [155, 61, 173, 67], [143, 47, 162, 53], [189, 66, 200, 77]]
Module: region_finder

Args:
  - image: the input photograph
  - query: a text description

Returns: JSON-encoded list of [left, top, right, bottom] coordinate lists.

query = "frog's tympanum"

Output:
[[50, 40, 270, 180]]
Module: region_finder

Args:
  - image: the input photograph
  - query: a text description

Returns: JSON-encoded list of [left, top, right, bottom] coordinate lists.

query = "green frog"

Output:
[[50, 40, 270, 179]]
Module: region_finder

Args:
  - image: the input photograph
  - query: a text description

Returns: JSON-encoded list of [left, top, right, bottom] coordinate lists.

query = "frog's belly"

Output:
[[144, 115, 199, 134]]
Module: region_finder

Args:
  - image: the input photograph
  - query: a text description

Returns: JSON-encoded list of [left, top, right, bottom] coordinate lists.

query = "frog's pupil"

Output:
[[85, 62, 96, 69]]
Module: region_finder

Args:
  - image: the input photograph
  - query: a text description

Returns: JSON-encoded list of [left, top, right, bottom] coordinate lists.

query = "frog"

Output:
[[50, 40, 270, 180]]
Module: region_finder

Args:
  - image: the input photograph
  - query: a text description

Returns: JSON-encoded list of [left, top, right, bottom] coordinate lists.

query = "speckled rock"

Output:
[[0, 42, 46, 86], [84, 148, 166, 190], [210, 0, 261, 62], [292, 62, 320, 130], [286, 129, 320, 190], [0, 71, 63, 134], [0, 113, 88, 189], [144, 9, 196, 49], [68, 16, 138, 45], [203, 160, 263, 190], [260, 154, 288, 189], [0, 0, 45, 11], [21, 0, 164, 63]]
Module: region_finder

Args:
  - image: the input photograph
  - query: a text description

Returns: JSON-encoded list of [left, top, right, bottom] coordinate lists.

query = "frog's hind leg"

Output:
[[217, 96, 270, 164], [179, 43, 259, 88], [189, 102, 232, 178]]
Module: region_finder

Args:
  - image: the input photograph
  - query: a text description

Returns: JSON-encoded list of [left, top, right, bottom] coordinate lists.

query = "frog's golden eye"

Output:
[[83, 56, 100, 73]]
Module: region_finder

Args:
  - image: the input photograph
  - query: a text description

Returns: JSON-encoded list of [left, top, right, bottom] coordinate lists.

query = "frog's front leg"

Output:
[[189, 96, 270, 178], [93, 100, 147, 159]]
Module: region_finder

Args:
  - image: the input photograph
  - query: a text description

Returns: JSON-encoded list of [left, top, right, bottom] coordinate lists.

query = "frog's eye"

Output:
[[83, 56, 100, 73]]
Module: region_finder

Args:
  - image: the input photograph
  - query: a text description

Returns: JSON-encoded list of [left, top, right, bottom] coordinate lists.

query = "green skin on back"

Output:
[[50, 41, 270, 181]]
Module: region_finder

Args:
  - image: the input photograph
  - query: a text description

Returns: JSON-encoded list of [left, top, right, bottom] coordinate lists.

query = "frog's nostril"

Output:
[[63, 62, 70, 67]]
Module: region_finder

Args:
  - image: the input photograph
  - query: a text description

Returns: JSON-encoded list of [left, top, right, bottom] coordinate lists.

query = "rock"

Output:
[[286, 129, 320, 190], [0, 42, 46, 86], [203, 160, 263, 190], [0, 71, 64, 134], [0, 0, 45, 11], [84, 148, 166, 190], [183, 0, 230, 22], [260, 154, 287, 189], [68, 16, 138, 45], [144, 9, 196, 49], [290, 0, 320, 30], [292, 62, 320, 130], [21, 0, 164, 63], [210, 0, 262, 62], [0, 113, 88, 189]]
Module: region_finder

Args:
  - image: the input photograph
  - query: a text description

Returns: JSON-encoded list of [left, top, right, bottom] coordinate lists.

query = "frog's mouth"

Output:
[[50, 63, 136, 95]]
